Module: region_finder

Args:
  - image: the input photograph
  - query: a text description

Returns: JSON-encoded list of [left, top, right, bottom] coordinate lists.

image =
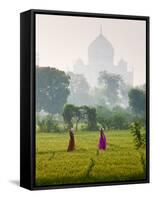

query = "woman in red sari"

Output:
[[67, 128, 75, 152]]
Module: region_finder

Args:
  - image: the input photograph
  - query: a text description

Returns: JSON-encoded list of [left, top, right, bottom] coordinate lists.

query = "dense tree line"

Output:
[[36, 67, 146, 133]]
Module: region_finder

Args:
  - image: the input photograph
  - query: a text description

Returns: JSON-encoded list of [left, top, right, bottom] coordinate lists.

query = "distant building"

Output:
[[73, 27, 133, 87]]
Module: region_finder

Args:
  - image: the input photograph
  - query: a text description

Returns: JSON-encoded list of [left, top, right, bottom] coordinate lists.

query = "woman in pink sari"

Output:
[[98, 128, 107, 150]]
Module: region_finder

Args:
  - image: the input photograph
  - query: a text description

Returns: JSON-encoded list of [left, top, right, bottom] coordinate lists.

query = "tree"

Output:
[[86, 107, 97, 131], [128, 87, 146, 115], [111, 106, 131, 129], [63, 104, 76, 129], [36, 67, 70, 114], [96, 105, 133, 130], [74, 106, 83, 131], [67, 72, 93, 106], [91, 87, 106, 106], [63, 104, 84, 130], [98, 71, 125, 107], [96, 106, 112, 129], [63, 104, 97, 131]]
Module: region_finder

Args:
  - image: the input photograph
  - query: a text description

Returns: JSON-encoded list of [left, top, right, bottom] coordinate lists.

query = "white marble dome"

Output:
[[88, 32, 114, 66]]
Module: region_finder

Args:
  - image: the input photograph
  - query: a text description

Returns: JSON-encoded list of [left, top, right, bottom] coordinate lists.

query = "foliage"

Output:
[[87, 107, 97, 130], [96, 105, 132, 130], [74, 106, 84, 131], [130, 121, 146, 174], [82, 106, 97, 131], [67, 72, 93, 106], [130, 121, 146, 149], [36, 67, 70, 114], [111, 106, 132, 129], [128, 87, 146, 115], [63, 104, 97, 131], [63, 104, 76, 129], [37, 114, 59, 133], [98, 71, 127, 107], [96, 106, 112, 129], [90, 87, 106, 106]]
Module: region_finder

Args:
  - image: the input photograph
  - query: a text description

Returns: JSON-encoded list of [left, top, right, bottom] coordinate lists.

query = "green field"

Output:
[[36, 130, 146, 186]]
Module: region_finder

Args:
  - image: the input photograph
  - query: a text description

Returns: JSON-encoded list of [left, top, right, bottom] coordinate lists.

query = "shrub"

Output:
[[96, 105, 132, 130], [130, 121, 146, 174], [37, 114, 60, 133]]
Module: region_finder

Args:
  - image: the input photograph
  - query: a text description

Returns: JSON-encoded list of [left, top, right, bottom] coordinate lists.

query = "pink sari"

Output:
[[98, 134, 106, 150]]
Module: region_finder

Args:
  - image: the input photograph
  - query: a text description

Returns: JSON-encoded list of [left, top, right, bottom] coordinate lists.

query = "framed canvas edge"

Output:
[[20, 9, 150, 191], [20, 11, 32, 190]]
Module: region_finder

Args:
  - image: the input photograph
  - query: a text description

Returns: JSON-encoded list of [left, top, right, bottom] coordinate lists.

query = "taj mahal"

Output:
[[73, 26, 133, 87]]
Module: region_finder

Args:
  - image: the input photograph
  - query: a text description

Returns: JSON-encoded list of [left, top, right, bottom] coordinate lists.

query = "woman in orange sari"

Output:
[[67, 128, 75, 152]]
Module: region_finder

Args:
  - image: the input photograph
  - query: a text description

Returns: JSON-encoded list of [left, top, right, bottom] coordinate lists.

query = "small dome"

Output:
[[88, 33, 114, 65], [73, 58, 85, 74], [118, 58, 127, 66], [74, 58, 84, 66], [117, 58, 127, 74]]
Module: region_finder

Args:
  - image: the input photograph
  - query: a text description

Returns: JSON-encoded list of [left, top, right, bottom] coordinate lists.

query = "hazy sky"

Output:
[[36, 14, 146, 86]]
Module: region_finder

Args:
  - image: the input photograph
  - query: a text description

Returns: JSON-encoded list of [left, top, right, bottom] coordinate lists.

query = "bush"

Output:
[[96, 105, 133, 130], [96, 106, 112, 129], [111, 106, 132, 129], [130, 121, 146, 174], [37, 114, 60, 133]]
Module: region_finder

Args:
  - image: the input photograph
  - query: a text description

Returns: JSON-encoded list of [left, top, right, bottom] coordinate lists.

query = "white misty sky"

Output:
[[36, 14, 146, 86]]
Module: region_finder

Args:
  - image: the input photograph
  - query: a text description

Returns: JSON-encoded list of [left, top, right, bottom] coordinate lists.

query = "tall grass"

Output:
[[36, 130, 146, 186]]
